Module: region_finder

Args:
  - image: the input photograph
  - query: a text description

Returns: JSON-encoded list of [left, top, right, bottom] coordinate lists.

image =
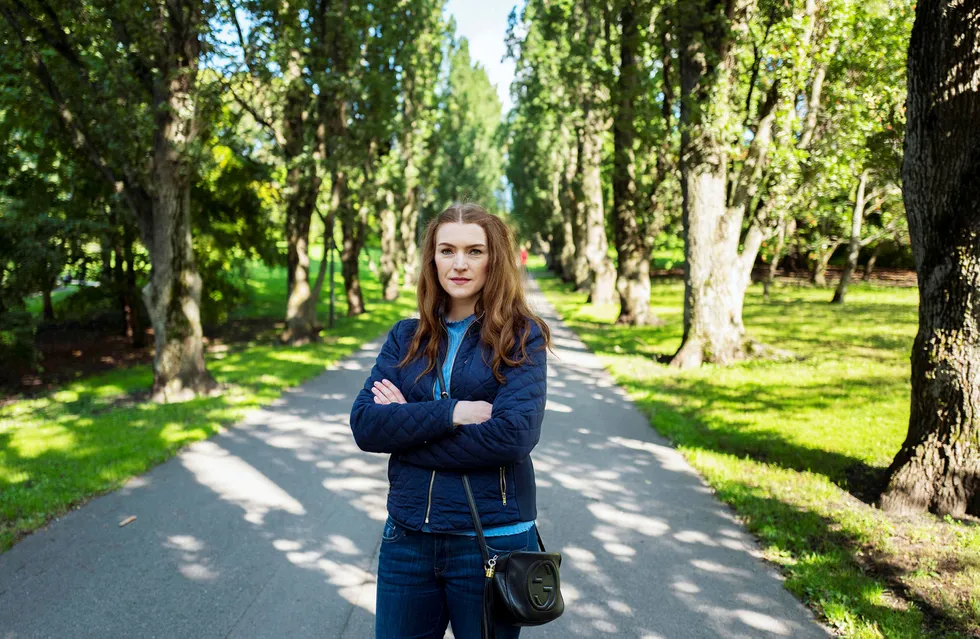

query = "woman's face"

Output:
[[435, 222, 489, 310]]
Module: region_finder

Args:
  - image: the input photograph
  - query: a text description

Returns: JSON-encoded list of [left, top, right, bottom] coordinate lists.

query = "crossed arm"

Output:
[[349, 321, 547, 469]]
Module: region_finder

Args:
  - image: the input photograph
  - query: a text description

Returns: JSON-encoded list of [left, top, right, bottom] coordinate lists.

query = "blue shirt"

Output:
[[422, 313, 535, 538]]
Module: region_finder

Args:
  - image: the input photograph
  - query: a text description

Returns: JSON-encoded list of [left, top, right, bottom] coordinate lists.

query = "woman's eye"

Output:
[[470, 249, 482, 255], [441, 249, 453, 255]]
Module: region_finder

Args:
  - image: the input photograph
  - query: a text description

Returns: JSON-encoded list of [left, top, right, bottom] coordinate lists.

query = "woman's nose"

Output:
[[453, 254, 468, 270]]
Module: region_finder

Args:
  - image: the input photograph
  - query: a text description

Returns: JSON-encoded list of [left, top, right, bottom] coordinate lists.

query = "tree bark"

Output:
[[832, 170, 869, 304], [612, 2, 655, 325], [580, 106, 616, 304], [379, 189, 400, 301], [880, 0, 980, 517], [123, 222, 144, 347], [399, 71, 421, 288], [811, 239, 841, 287], [569, 126, 591, 290], [863, 244, 880, 280], [338, 174, 365, 316], [557, 133, 579, 284], [281, 67, 322, 345], [399, 191, 420, 288]]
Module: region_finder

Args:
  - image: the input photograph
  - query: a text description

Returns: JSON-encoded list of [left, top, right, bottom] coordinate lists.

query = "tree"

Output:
[[879, 0, 980, 518], [611, 0, 672, 325], [427, 37, 505, 214], [1, 0, 217, 401], [671, 0, 782, 368]]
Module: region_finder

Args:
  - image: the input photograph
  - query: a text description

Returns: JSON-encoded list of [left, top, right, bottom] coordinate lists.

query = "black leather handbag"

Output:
[[462, 475, 564, 638]]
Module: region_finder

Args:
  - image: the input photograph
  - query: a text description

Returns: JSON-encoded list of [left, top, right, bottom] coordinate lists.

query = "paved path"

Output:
[[0, 278, 828, 638]]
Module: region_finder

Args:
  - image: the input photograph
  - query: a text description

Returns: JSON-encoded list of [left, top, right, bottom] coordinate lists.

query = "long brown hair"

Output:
[[398, 202, 552, 383]]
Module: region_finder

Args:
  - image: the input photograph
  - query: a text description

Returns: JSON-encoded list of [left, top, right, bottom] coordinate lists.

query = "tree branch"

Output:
[[218, 74, 286, 150], [1, 3, 152, 237], [730, 79, 780, 210]]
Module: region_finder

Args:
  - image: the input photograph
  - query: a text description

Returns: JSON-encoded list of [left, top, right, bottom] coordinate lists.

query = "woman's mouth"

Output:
[[450, 278, 471, 285]]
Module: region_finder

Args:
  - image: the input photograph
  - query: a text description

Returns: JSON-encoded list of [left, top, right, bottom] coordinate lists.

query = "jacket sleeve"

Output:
[[396, 325, 547, 470], [349, 320, 459, 454]]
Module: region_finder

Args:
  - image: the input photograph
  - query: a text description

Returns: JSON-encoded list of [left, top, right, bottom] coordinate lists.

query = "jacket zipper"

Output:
[[500, 467, 507, 505], [424, 470, 436, 524], [425, 316, 479, 525]]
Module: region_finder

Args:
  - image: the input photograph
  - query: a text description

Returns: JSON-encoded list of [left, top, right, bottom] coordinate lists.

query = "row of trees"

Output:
[[506, 0, 979, 518], [3, 0, 978, 517], [0, 0, 505, 400], [506, 0, 910, 353]]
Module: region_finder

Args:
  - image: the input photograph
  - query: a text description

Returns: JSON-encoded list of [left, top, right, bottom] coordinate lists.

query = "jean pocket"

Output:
[[485, 529, 530, 555], [381, 517, 406, 543]]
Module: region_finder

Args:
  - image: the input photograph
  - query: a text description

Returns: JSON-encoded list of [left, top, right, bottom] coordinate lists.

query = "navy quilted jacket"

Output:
[[349, 315, 547, 532]]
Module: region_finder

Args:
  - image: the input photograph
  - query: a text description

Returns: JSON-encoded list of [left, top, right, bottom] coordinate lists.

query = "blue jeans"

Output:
[[376, 517, 539, 639]]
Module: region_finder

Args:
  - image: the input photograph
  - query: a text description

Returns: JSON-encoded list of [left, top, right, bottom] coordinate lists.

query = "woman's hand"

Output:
[[372, 379, 406, 405], [452, 400, 493, 426]]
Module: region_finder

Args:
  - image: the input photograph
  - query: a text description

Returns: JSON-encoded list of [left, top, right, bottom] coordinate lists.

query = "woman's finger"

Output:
[[371, 385, 390, 404], [382, 379, 406, 403], [374, 380, 396, 402]]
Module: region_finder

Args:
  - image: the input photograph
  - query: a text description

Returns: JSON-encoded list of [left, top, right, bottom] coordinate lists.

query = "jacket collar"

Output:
[[439, 310, 486, 328]]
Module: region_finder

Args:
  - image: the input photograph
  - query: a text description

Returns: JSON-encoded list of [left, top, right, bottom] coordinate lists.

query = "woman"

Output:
[[350, 202, 552, 638]]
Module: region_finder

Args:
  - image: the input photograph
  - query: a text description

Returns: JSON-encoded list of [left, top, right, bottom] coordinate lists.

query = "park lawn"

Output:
[[0, 249, 414, 552], [532, 259, 980, 638]]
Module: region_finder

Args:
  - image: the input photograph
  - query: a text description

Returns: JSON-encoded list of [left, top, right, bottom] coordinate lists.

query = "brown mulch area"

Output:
[[1, 317, 284, 402]]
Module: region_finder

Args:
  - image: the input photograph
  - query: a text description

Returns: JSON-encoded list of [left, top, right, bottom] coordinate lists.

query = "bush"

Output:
[[0, 310, 39, 379]]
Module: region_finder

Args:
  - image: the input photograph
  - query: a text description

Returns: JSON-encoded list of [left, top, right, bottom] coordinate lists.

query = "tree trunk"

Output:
[[338, 175, 365, 316], [764, 216, 792, 302], [569, 127, 592, 290], [832, 170, 869, 304], [123, 223, 144, 347], [580, 107, 616, 305], [670, 0, 749, 369], [281, 69, 321, 344], [880, 0, 980, 518], [143, 138, 214, 402], [42, 288, 54, 321], [811, 240, 840, 287], [282, 176, 319, 344], [863, 245, 880, 280], [399, 74, 421, 289], [612, 2, 655, 325], [557, 135, 579, 284], [379, 189, 400, 301], [138, 6, 214, 402], [399, 192, 420, 288]]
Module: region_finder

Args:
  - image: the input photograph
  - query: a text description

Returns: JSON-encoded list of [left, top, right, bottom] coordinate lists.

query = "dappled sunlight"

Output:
[[164, 534, 219, 582], [545, 398, 574, 413], [519, 275, 828, 637], [587, 503, 670, 537], [181, 440, 306, 525]]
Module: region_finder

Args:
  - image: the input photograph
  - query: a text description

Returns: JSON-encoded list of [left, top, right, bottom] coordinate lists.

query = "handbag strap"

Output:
[[462, 475, 491, 567]]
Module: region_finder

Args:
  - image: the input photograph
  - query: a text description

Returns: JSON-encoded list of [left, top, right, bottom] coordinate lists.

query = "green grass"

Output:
[[532, 257, 980, 638], [0, 248, 414, 552], [24, 286, 81, 317]]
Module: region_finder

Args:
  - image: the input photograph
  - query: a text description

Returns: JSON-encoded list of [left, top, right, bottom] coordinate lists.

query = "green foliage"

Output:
[[192, 103, 280, 325], [425, 35, 505, 214]]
